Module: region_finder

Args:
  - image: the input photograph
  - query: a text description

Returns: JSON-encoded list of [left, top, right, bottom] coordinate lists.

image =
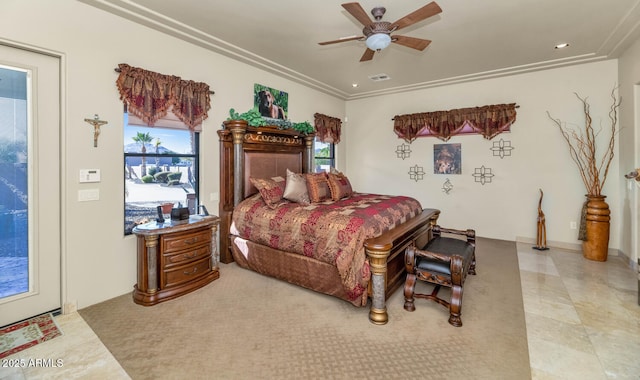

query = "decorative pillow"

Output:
[[327, 172, 353, 201], [249, 176, 286, 208], [283, 169, 310, 205], [305, 172, 332, 203]]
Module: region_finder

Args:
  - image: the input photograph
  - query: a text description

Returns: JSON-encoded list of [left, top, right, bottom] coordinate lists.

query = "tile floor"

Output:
[[1, 243, 638, 380], [518, 244, 639, 379], [0, 310, 128, 380]]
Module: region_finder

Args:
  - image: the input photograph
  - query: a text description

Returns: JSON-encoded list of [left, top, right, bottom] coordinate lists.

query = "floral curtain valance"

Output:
[[314, 113, 342, 143], [116, 63, 212, 130], [393, 103, 518, 142]]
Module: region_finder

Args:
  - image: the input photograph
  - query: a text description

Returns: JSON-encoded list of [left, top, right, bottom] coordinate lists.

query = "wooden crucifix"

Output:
[[84, 114, 108, 147]]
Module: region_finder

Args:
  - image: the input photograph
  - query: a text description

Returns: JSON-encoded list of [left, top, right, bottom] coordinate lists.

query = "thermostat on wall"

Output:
[[79, 169, 101, 183]]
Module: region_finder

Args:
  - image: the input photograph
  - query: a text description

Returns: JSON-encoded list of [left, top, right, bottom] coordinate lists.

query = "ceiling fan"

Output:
[[319, 2, 442, 62]]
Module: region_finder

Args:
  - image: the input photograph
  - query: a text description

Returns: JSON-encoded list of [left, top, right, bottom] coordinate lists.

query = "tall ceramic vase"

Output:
[[582, 195, 610, 261]]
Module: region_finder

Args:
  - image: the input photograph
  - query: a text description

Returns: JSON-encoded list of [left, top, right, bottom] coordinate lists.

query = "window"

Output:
[[124, 111, 199, 235], [0, 67, 28, 298], [314, 137, 334, 172]]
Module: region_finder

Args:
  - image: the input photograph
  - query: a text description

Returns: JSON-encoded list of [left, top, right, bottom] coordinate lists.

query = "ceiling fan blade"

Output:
[[318, 35, 362, 45], [360, 48, 375, 61], [342, 2, 373, 26], [391, 1, 442, 31], [392, 35, 432, 51]]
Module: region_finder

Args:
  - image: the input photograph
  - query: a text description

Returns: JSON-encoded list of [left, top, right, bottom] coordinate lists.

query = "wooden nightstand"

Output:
[[132, 215, 220, 306]]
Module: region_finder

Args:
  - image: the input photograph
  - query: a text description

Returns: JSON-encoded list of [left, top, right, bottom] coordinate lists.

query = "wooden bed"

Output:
[[218, 120, 440, 324]]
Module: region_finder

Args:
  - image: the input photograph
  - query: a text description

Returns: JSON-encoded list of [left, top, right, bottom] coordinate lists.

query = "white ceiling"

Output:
[[81, 0, 640, 100]]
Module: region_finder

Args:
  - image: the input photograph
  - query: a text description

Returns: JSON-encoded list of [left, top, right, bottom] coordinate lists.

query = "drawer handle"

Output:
[[185, 252, 198, 259], [183, 267, 198, 275], [184, 238, 197, 245]]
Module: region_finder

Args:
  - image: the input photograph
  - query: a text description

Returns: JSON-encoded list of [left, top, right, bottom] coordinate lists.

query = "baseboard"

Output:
[[515, 236, 581, 252], [515, 236, 637, 270], [623, 253, 639, 270], [63, 301, 78, 314]]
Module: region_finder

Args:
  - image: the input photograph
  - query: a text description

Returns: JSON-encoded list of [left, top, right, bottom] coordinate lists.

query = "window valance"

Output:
[[116, 63, 212, 130], [393, 103, 517, 142], [314, 113, 342, 144]]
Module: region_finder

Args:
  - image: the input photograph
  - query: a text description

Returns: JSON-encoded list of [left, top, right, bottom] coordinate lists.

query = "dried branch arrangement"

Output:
[[547, 88, 620, 196]]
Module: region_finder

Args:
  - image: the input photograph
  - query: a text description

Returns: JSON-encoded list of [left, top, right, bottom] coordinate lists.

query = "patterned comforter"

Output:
[[232, 192, 423, 305]]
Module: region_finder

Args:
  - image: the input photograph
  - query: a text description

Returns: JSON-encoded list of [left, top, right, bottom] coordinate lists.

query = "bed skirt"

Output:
[[230, 235, 354, 304]]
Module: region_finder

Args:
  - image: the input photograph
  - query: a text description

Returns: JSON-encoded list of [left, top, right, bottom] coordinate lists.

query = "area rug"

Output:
[[80, 237, 531, 379], [0, 313, 62, 358]]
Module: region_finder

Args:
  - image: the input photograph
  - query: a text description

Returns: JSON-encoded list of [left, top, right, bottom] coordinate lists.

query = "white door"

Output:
[[0, 44, 61, 326]]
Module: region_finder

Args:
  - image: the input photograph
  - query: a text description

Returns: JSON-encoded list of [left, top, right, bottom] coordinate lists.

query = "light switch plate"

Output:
[[79, 169, 100, 183], [78, 189, 99, 201]]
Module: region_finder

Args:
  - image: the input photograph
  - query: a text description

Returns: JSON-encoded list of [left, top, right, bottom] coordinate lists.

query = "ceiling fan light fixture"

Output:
[[366, 33, 391, 51], [320, 2, 442, 61]]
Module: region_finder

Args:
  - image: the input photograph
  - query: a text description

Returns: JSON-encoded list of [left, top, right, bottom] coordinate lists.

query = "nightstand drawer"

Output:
[[164, 245, 211, 266], [162, 229, 211, 253], [163, 256, 211, 288]]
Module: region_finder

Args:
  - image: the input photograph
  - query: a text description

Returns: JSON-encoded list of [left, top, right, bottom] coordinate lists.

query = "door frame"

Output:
[[630, 82, 640, 270], [0, 38, 69, 315]]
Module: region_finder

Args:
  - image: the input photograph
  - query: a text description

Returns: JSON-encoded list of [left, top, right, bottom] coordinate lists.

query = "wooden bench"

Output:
[[403, 225, 476, 327]]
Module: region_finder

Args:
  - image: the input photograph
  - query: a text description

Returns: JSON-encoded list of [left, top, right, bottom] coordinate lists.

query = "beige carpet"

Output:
[[80, 237, 530, 380]]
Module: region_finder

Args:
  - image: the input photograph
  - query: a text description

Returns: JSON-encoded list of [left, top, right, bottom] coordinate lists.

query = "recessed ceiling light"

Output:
[[352, 83, 359, 88], [555, 43, 570, 49]]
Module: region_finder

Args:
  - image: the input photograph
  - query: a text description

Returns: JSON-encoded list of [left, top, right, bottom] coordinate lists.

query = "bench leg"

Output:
[[404, 273, 416, 312], [449, 284, 463, 327], [469, 252, 477, 275]]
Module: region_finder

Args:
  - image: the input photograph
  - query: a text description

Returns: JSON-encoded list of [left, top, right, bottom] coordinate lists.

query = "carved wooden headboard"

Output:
[[217, 121, 315, 263]]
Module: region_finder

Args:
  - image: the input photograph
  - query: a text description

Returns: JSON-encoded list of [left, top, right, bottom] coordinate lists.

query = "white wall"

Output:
[[0, 0, 632, 311], [345, 61, 622, 250], [618, 35, 640, 266], [0, 0, 344, 309]]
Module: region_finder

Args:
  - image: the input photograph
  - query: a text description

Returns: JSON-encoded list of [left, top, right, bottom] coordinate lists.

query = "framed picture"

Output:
[[434, 143, 461, 174], [253, 83, 288, 120]]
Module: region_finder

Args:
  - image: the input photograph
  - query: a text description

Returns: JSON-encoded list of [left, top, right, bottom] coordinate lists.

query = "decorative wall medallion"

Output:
[[442, 178, 453, 194], [472, 165, 494, 185], [395, 143, 412, 160], [408, 165, 425, 182], [490, 138, 514, 158]]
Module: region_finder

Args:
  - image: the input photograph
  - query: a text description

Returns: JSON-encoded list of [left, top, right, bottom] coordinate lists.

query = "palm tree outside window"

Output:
[[131, 132, 153, 177]]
